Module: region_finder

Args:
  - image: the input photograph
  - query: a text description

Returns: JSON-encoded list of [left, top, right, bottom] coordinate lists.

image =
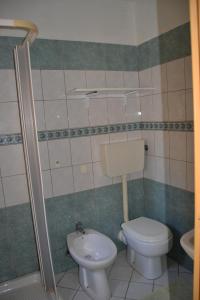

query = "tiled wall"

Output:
[[0, 22, 194, 282]]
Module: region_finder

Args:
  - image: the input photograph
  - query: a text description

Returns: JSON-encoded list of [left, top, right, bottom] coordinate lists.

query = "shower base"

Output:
[[0, 273, 58, 300]]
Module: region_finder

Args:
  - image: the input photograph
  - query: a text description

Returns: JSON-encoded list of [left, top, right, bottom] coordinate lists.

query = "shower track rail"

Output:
[[0, 19, 58, 299]]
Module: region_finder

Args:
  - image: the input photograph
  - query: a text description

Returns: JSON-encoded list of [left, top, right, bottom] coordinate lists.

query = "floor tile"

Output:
[[73, 291, 91, 300], [57, 271, 80, 290], [154, 270, 178, 287], [126, 282, 153, 299], [57, 287, 77, 300], [178, 272, 193, 284], [131, 270, 153, 285], [166, 257, 178, 273], [109, 265, 133, 281], [110, 279, 129, 298], [114, 250, 130, 268], [55, 272, 65, 284]]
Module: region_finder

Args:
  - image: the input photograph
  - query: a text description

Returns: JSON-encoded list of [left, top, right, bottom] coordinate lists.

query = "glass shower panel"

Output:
[[0, 68, 39, 283]]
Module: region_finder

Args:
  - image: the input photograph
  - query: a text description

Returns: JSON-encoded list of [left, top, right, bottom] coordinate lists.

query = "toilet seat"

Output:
[[122, 217, 172, 243]]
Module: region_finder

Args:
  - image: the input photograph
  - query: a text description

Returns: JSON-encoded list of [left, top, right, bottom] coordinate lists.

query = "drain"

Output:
[[85, 254, 92, 259]]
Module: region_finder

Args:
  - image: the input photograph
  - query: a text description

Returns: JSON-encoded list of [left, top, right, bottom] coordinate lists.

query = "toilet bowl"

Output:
[[67, 229, 117, 300], [121, 217, 173, 279]]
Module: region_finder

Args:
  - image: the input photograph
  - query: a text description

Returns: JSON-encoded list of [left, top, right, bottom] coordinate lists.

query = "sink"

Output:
[[180, 229, 194, 260]]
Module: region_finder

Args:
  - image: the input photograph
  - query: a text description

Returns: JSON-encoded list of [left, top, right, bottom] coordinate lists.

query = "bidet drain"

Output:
[[85, 254, 92, 259]]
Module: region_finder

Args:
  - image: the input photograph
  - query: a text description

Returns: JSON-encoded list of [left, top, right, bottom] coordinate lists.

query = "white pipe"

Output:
[[121, 174, 129, 223]]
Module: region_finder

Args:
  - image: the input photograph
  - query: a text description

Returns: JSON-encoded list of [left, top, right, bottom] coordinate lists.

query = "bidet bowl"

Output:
[[67, 229, 117, 270]]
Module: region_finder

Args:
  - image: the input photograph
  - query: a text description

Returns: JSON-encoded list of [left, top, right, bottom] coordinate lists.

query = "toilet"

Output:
[[101, 140, 173, 279], [121, 217, 173, 279], [67, 229, 117, 300]]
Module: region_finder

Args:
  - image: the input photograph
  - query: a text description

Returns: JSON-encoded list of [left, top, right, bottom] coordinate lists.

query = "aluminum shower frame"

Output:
[[0, 19, 58, 298]]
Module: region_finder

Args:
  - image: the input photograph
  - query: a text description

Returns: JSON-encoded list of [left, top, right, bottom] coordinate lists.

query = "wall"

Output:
[[0, 0, 194, 282], [0, 0, 136, 45], [133, 0, 189, 44]]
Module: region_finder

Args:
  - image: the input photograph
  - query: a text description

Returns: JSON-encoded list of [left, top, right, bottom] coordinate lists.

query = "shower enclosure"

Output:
[[0, 19, 58, 299]]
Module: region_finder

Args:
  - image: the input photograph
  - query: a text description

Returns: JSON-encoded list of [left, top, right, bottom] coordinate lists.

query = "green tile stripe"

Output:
[[0, 23, 190, 70], [0, 121, 193, 146], [138, 22, 191, 70], [0, 36, 138, 71]]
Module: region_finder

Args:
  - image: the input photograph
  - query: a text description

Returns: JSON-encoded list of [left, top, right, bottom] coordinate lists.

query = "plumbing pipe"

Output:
[[121, 174, 129, 223]]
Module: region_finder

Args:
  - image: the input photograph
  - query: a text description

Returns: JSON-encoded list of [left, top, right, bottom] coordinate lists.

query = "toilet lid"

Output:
[[122, 217, 172, 243]]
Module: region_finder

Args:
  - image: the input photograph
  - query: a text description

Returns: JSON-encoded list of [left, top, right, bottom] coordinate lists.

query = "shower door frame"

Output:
[[0, 19, 58, 298]]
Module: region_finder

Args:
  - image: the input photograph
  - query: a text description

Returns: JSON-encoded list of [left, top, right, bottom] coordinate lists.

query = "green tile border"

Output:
[[138, 22, 191, 70], [0, 121, 193, 146], [0, 23, 190, 70]]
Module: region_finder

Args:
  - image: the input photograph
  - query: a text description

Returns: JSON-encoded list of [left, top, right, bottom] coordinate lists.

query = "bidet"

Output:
[[67, 229, 117, 300]]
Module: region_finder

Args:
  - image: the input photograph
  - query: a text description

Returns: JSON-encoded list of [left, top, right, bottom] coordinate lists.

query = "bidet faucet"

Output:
[[75, 222, 85, 234]]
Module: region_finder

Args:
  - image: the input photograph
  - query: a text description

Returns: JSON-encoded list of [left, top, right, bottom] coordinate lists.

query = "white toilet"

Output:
[[67, 229, 117, 300], [101, 140, 173, 279], [121, 217, 173, 279]]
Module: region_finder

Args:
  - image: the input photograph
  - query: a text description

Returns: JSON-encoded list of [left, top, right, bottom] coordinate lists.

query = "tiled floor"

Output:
[[56, 250, 193, 300]]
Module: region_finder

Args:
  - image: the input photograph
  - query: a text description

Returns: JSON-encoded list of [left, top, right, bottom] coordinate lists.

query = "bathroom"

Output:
[[0, 0, 196, 299]]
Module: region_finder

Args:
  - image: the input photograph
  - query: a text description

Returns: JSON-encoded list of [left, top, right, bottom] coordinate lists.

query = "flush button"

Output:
[[80, 165, 88, 174]]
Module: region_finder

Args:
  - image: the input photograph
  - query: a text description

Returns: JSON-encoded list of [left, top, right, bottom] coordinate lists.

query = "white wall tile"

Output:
[[44, 100, 68, 130], [129, 170, 143, 181], [170, 160, 186, 190], [123, 71, 139, 88], [144, 156, 169, 184], [169, 132, 186, 161], [32, 70, 43, 100], [3, 174, 29, 206], [41, 70, 66, 100], [151, 64, 167, 93], [93, 161, 112, 188], [186, 89, 193, 121], [51, 166, 74, 196], [38, 141, 50, 171], [0, 70, 17, 101], [107, 98, 126, 124], [139, 68, 152, 95], [152, 93, 168, 121], [144, 155, 156, 181], [89, 98, 108, 126], [187, 162, 194, 192], [106, 71, 124, 88], [154, 131, 169, 158], [71, 137, 92, 165], [109, 132, 127, 142], [185, 56, 192, 89], [42, 170, 53, 199], [0, 102, 21, 134], [166, 58, 185, 91], [34, 101, 46, 130], [127, 131, 142, 141], [125, 95, 141, 122], [140, 95, 154, 121], [86, 71, 106, 88], [67, 99, 89, 128], [65, 70, 86, 93], [154, 157, 170, 185], [142, 131, 155, 156], [91, 134, 109, 162], [168, 90, 186, 121], [0, 180, 5, 208], [186, 132, 194, 163], [48, 139, 71, 169], [73, 163, 94, 192], [0, 144, 25, 176]]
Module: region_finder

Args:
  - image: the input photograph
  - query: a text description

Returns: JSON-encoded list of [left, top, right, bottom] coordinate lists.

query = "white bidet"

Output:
[[67, 229, 117, 300]]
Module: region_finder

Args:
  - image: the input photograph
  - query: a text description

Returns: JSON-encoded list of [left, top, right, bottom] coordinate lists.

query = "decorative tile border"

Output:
[[0, 23, 190, 70], [0, 121, 193, 146]]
